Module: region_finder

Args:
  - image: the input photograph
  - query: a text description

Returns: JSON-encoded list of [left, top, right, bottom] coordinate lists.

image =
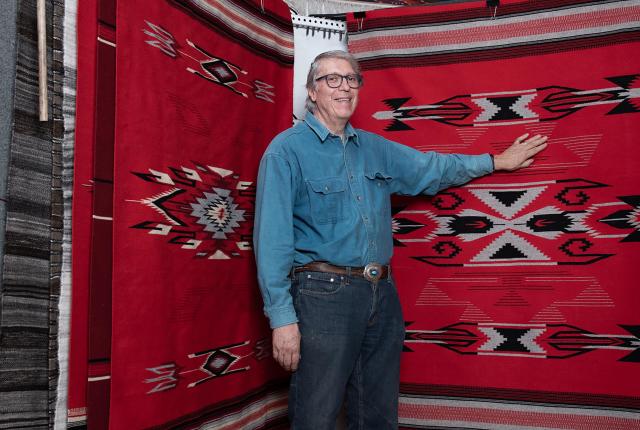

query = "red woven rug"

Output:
[[68, 0, 114, 427], [67, 0, 97, 423], [110, 1, 293, 428], [348, 1, 640, 428]]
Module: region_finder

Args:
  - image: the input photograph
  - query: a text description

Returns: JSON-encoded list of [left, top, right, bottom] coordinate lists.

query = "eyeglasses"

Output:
[[316, 73, 363, 89]]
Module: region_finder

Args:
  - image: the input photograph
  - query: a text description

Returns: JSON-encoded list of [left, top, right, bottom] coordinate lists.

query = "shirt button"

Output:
[[350, 175, 354, 179], [357, 196, 362, 201]]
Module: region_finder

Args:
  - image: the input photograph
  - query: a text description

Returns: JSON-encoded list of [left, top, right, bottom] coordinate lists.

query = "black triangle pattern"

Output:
[[491, 243, 527, 259], [386, 119, 414, 131], [384, 97, 411, 110], [620, 195, 640, 208], [608, 99, 640, 115], [606, 74, 639, 89], [489, 190, 527, 207]]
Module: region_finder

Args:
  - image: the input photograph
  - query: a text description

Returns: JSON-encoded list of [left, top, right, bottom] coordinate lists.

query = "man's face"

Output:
[[308, 58, 359, 125]]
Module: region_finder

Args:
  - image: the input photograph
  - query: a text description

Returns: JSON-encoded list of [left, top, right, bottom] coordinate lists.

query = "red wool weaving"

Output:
[[110, 1, 293, 428], [348, 1, 640, 429]]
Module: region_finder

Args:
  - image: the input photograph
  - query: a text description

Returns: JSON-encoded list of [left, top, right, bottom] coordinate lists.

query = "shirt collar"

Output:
[[304, 112, 359, 146]]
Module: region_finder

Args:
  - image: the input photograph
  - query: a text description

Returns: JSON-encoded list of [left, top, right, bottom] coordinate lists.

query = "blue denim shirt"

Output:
[[254, 113, 493, 328]]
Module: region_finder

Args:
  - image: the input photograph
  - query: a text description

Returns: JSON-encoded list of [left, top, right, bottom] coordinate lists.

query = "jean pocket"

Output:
[[299, 272, 346, 296], [306, 177, 348, 225]]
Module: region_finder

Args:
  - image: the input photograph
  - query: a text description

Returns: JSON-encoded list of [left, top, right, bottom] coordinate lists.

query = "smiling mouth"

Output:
[[335, 98, 351, 102]]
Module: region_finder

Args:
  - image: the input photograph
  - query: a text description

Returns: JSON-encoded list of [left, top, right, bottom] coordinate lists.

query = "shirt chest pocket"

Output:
[[306, 177, 348, 225], [364, 171, 392, 213], [364, 171, 392, 187]]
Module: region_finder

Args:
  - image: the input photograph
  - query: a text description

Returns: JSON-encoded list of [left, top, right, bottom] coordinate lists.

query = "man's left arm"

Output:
[[385, 133, 548, 195]]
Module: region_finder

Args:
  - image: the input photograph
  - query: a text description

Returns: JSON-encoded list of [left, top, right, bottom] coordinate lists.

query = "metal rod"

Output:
[[37, 0, 48, 121]]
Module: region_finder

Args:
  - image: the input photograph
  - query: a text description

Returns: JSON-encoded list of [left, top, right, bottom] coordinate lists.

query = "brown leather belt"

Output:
[[293, 261, 389, 282]]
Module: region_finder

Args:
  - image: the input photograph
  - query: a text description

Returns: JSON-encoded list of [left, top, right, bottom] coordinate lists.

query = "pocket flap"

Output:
[[307, 178, 346, 194], [365, 171, 392, 181]]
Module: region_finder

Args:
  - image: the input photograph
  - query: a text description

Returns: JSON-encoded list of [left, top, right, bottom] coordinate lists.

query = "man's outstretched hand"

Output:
[[494, 133, 548, 171], [272, 323, 301, 372]]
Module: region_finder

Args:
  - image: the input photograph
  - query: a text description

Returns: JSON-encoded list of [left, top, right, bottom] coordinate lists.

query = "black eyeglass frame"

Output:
[[315, 73, 363, 89]]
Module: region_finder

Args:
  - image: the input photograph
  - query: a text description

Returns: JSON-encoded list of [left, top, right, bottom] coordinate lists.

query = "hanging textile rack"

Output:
[[291, 14, 346, 41]]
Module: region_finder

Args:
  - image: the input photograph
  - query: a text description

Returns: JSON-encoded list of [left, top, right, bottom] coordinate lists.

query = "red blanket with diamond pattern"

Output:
[[110, 1, 293, 428], [348, 1, 640, 428]]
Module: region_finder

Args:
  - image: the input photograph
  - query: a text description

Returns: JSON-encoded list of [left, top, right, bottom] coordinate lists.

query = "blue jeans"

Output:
[[288, 270, 405, 429]]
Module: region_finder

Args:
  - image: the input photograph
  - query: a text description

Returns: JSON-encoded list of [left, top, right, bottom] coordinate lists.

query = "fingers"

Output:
[[281, 347, 300, 371], [273, 343, 297, 371], [527, 141, 548, 156], [515, 134, 549, 147], [498, 134, 549, 171], [289, 350, 301, 372], [524, 134, 548, 147], [272, 324, 301, 372], [519, 140, 548, 169], [520, 142, 546, 168], [521, 136, 548, 166], [523, 136, 548, 162]]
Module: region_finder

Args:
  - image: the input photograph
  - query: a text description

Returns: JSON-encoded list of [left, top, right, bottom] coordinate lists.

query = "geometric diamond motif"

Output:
[[205, 350, 234, 376], [472, 231, 550, 263], [203, 59, 237, 83], [471, 186, 546, 219], [190, 188, 246, 239]]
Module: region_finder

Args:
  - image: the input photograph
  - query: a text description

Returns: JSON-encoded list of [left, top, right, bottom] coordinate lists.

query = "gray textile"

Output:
[[0, 0, 18, 295], [54, 0, 77, 427], [0, 0, 66, 428]]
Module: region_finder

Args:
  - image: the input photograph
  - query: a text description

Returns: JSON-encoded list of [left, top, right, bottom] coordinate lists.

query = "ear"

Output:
[[308, 87, 317, 103]]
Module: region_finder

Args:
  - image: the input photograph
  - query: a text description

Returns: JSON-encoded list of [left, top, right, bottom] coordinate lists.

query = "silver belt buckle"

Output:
[[363, 263, 383, 282]]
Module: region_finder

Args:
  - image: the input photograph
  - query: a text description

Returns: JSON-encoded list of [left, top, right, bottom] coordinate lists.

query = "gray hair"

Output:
[[305, 50, 362, 113]]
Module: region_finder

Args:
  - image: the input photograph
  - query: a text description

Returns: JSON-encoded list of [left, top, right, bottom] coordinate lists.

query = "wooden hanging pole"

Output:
[[37, 0, 48, 121]]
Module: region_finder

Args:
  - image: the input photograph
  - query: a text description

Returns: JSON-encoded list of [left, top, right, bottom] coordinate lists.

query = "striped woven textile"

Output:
[[145, 381, 289, 430], [0, 1, 18, 286], [0, 0, 68, 427], [349, 0, 640, 69], [54, 0, 78, 427], [347, 1, 640, 429], [171, 0, 294, 64]]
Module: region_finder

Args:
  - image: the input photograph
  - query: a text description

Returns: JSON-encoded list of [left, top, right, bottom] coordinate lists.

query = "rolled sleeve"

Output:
[[253, 153, 298, 329]]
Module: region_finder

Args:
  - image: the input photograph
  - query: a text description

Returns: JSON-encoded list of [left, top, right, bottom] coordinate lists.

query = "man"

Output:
[[253, 50, 547, 429]]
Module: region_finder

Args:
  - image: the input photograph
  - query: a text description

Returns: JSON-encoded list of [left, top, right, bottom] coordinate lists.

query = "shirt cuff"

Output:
[[488, 153, 495, 171], [266, 305, 298, 329]]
